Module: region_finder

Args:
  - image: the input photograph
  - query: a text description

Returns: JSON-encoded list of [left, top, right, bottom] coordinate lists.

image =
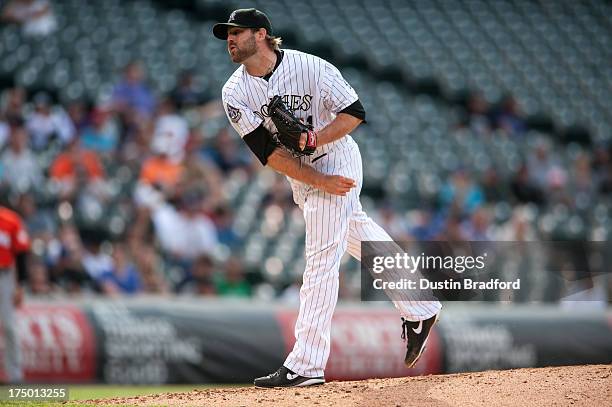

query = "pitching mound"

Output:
[[89, 364, 611, 406]]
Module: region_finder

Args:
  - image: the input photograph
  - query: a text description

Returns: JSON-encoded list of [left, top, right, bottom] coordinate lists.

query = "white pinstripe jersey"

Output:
[[222, 49, 359, 204]]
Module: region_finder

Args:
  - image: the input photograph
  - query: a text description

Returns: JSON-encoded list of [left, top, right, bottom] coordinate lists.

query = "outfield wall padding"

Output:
[[2, 300, 610, 384]]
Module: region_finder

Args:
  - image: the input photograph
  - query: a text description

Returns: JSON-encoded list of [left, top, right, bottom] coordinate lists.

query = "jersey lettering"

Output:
[[253, 94, 312, 121]]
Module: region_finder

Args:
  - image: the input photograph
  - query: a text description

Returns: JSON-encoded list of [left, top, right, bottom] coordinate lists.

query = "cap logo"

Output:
[[229, 11, 237, 22]]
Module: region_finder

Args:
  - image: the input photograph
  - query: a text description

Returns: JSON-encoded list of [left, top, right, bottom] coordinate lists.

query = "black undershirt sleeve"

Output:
[[339, 99, 367, 123], [242, 124, 279, 166], [16, 253, 28, 283]]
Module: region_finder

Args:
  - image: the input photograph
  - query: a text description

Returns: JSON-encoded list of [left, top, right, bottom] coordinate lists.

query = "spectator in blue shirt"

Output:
[[81, 107, 118, 155], [111, 61, 156, 119], [439, 168, 485, 217], [99, 244, 142, 295]]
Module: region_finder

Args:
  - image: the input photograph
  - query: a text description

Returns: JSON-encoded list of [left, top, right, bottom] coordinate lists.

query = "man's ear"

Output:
[[257, 28, 266, 41]]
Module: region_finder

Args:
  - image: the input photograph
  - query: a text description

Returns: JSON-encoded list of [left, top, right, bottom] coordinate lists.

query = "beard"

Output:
[[229, 35, 257, 63]]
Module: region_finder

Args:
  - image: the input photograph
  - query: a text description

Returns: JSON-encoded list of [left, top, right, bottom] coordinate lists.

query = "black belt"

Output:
[[312, 153, 327, 163]]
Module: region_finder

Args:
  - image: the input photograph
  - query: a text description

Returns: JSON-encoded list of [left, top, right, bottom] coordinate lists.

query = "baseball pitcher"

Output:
[[214, 8, 442, 387]]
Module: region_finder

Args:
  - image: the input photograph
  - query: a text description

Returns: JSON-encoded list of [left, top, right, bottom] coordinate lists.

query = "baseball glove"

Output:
[[268, 95, 317, 156]]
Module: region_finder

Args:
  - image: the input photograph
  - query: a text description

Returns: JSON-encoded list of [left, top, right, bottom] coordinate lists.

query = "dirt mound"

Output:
[[89, 364, 611, 407]]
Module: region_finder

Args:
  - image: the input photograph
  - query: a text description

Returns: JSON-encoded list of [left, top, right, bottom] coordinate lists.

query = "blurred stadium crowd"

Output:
[[0, 0, 610, 302]]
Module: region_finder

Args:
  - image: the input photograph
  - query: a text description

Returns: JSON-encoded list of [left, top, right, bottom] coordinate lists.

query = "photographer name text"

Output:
[[372, 278, 521, 290]]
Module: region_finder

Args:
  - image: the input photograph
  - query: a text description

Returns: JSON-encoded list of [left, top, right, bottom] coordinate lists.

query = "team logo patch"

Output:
[[227, 104, 242, 123]]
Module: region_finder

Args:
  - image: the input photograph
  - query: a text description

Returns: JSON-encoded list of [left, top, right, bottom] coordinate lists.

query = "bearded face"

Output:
[[228, 28, 257, 63]]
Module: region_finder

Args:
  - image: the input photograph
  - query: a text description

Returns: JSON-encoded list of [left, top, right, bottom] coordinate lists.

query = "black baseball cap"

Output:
[[213, 8, 273, 40]]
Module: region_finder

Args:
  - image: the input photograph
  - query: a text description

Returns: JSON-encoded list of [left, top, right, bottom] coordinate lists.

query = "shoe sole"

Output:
[[405, 313, 440, 368], [254, 378, 325, 388], [295, 378, 326, 387]]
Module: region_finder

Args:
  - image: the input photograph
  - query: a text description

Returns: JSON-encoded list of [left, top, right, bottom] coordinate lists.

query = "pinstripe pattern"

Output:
[[284, 139, 441, 377], [221, 49, 441, 378]]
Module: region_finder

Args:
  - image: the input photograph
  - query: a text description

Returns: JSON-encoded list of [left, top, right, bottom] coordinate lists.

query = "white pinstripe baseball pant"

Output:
[[284, 138, 442, 378]]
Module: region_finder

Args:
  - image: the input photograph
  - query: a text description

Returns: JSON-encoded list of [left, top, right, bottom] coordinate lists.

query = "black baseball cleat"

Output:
[[401, 313, 440, 367], [254, 366, 325, 388]]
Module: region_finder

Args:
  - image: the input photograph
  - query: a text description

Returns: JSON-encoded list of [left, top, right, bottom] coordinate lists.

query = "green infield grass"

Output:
[[0, 384, 245, 407]]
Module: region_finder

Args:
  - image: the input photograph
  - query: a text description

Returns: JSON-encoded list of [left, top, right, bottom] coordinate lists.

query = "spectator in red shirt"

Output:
[[49, 138, 106, 201]]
